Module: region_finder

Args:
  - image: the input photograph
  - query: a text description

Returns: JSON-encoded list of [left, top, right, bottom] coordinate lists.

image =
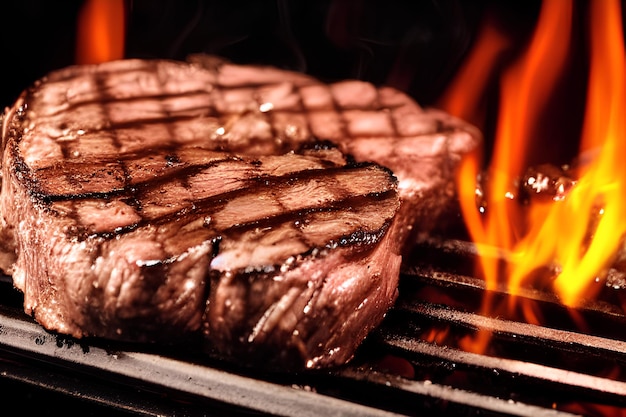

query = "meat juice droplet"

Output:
[[259, 102, 274, 112]]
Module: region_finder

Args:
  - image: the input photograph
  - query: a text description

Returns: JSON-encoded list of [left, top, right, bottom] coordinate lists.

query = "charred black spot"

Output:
[[165, 154, 181, 166], [298, 139, 338, 152]]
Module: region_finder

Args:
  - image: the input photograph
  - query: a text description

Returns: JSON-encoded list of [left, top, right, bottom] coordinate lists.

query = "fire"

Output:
[[442, 0, 626, 342], [76, 0, 126, 64], [437, 9, 510, 132], [550, 0, 626, 305]]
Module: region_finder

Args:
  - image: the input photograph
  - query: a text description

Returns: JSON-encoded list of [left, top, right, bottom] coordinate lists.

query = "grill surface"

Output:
[[2, 237, 626, 417]]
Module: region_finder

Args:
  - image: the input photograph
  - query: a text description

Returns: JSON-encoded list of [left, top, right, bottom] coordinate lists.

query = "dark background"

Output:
[[0, 0, 595, 168], [0, 1, 538, 110]]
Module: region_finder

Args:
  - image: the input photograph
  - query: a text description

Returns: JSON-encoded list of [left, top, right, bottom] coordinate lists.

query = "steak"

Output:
[[0, 57, 479, 369], [186, 54, 481, 251]]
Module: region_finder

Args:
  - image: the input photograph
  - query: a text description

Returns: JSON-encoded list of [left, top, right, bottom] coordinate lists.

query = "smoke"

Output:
[[0, 0, 558, 112], [122, 0, 490, 105]]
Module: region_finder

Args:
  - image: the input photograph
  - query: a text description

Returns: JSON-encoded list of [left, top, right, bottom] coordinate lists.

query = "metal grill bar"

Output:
[[405, 237, 626, 324], [337, 367, 580, 417], [0, 296, 594, 416], [0, 305, 402, 417], [396, 301, 626, 363], [381, 328, 626, 400], [3, 300, 588, 417], [4, 238, 626, 416]]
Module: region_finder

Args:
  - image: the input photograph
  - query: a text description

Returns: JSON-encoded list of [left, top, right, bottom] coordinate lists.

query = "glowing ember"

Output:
[[75, 0, 125, 64], [445, 0, 626, 335]]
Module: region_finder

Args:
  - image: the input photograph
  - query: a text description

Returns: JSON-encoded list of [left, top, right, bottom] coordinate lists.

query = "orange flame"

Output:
[[76, 0, 126, 64], [437, 10, 510, 130], [443, 0, 626, 352], [478, 0, 572, 291], [550, 0, 626, 305], [507, 0, 626, 307]]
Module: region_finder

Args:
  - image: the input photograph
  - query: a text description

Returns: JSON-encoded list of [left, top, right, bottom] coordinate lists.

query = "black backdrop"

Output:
[[1, 0, 591, 167], [0, 1, 540, 109]]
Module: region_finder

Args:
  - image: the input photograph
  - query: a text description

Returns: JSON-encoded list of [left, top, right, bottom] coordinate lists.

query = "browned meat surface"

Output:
[[0, 57, 478, 369], [187, 55, 482, 250]]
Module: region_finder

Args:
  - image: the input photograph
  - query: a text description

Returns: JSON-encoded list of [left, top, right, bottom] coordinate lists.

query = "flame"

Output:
[[441, 0, 626, 352], [448, 0, 572, 352], [437, 10, 510, 130], [507, 0, 626, 307], [550, 0, 626, 305], [76, 0, 126, 64], [422, 327, 450, 345], [479, 0, 573, 291], [451, 0, 574, 293]]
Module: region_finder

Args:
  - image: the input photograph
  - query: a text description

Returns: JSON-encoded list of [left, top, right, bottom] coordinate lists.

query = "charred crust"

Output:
[[91, 222, 141, 240], [297, 138, 338, 152], [221, 221, 389, 282], [221, 189, 397, 234], [35, 188, 129, 204], [341, 159, 398, 184], [332, 222, 390, 249]]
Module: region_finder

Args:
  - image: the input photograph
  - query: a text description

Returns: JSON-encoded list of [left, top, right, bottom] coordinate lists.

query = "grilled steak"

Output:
[[187, 55, 482, 250], [0, 57, 479, 369]]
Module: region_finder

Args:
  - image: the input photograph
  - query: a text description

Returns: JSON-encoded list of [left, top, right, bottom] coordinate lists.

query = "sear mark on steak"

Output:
[[0, 56, 480, 370]]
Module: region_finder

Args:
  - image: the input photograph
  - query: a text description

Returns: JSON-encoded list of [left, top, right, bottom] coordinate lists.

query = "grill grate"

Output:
[[2, 238, 626, 416]]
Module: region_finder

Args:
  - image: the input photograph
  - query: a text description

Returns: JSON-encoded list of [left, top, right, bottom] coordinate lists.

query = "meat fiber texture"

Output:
[[186, 54, 481, 250], [0, 57, 479, 370]]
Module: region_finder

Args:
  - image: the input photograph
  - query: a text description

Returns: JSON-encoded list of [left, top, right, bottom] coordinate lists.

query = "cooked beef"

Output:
[[0, 57, 479, 369], [187, 54, 482, 250]]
